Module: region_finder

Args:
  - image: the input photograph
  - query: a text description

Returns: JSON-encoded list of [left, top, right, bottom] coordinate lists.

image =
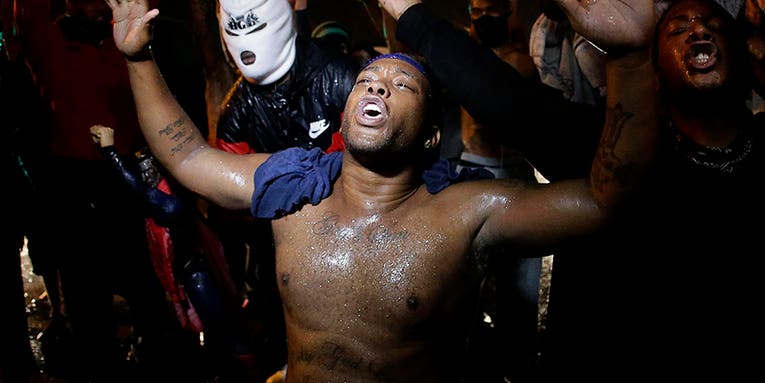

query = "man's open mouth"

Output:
[[355, 95, 388, 127], [686, 42, 718, 71]]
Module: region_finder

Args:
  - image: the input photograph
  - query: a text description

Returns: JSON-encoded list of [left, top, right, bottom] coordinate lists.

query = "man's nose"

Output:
[[688, 22, 713, 42], [367, 82, 390, 97]]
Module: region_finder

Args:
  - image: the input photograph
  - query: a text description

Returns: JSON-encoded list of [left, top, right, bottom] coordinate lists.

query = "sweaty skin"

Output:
[[106, 0, 658, 381]]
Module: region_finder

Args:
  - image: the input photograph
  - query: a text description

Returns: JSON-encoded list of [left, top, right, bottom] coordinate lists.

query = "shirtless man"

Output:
[[105, 0, 657, 380]]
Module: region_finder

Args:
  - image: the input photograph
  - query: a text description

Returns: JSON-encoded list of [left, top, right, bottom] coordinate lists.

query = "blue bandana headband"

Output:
[[361, 53, 431, 83]]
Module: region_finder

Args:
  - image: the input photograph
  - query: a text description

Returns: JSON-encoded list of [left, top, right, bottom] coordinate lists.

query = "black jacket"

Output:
[[216, 35, 358, 154]]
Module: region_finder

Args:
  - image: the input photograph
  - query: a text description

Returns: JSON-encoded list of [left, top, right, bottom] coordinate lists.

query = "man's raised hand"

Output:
[[105, 0, 159, 58], [553, 0, 655, 55]]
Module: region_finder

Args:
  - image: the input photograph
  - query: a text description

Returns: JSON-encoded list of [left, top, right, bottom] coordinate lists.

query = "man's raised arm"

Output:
[[476, 0, 659, 251], [558, 0, 658, 207], [106, 0, 266, 210]]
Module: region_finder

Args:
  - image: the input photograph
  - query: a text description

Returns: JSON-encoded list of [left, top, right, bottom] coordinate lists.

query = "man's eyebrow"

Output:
[[361, 64, 416, 79], [361, 65, 382, 73], [394, 66, 416, 79]]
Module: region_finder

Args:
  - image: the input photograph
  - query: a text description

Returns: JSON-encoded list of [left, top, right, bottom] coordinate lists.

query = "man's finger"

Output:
[[142, 8, 161, 27]]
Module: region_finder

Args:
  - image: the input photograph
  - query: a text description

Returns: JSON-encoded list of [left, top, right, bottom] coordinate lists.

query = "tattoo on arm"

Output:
[[591, 102, 636, 193], [158, 116, 196, 156]]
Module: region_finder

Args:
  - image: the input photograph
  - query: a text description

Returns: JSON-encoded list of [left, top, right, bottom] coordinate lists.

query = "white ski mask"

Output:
[[219, 0, 297, 85]]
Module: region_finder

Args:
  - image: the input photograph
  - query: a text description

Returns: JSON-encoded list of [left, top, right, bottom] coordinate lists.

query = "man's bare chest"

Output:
[[271, 209, 477, 326]]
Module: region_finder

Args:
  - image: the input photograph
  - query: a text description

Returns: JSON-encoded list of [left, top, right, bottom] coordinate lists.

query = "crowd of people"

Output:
[[1, 0, 762, 382]]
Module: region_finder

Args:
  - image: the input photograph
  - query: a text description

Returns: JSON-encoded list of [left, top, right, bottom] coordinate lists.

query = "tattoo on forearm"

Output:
[[158, 116, 196, 156], [592, 102, 636, 191], [296, 342, 396, 382], [171, 130, 186, 141]]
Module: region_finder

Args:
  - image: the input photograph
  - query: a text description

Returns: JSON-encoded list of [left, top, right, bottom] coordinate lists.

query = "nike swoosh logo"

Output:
[[309, 119, 331, 139]]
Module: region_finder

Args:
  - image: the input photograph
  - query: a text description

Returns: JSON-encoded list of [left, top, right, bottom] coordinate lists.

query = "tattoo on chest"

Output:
[[311, 213, 410, 248], [311, 214, 340, 235], [367, 225, 409, 250]]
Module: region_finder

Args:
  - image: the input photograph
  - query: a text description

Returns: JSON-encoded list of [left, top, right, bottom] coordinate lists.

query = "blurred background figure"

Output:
[[15, 0, 187, 381], [469, 0, 536, 78], [0, 13, 47, 383], [528, 0, 607, 107], [311, 19, 352, 56], [91, 124, 262, 382], [457, 2, 545, 382]]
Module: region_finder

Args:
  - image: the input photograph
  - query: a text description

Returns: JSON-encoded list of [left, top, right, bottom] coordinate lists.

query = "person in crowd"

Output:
[[0, 15, 46, 383], [105, 1, 658, 382], [1, 9, 72, 377], [455, 1, 545, 382], [90, 125, 205, 336], [15, 0, 187, 380], [189, 0, 311, 134], [541, 0, 765, 381], [311, 20, 353, 57], [311, 18, 384, 69], [91, 124, 266, 382], [469, 0, 537, 79], [214, 0, 357, 156], [207, 0, 361, 376], [528, 0, 608, 106]]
